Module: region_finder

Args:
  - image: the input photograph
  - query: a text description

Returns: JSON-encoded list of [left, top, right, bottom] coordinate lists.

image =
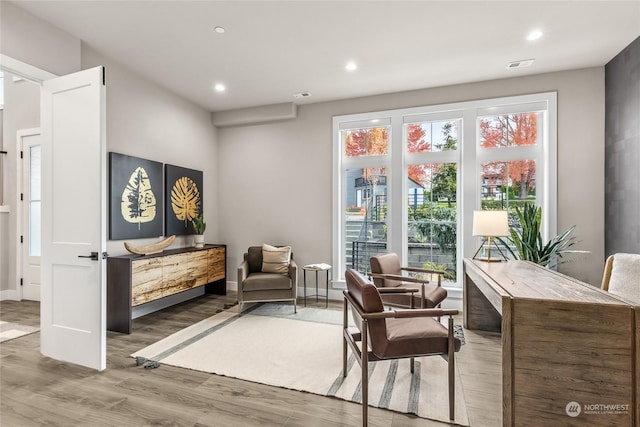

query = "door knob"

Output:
[[78, 252, 99, 261]]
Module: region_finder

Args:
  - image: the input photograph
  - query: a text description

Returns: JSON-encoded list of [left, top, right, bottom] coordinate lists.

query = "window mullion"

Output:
[[389, 116, 404, 261]]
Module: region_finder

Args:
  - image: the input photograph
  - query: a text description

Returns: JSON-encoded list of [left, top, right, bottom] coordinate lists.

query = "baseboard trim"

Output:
[[0, 289, 20, 301]]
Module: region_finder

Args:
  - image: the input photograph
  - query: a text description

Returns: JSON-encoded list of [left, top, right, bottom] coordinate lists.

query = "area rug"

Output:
[[0, 320, 39, 343], [133, 304, 469, 426]]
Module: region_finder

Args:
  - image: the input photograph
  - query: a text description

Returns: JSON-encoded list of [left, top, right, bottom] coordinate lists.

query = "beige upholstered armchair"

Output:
[[601, 253, 640, 304], [237, 245, 297, 314]]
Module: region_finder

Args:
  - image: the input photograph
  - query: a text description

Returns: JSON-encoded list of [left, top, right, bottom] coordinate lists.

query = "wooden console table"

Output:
[[107, 244, 226, 334], [463, 258, 638, 426]]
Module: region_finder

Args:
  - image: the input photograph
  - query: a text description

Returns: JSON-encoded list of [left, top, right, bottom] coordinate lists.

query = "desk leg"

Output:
[[464, 272, 502, 332], [304, 269, 307, 307]]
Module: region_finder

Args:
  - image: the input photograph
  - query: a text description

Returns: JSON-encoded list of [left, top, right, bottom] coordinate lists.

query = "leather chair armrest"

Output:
[[392, 308, 459, 318], [377, 287, 419, 294], [370, 272, 423, 283], [400, 267, 444, 286], [371, 272, 438, 285]]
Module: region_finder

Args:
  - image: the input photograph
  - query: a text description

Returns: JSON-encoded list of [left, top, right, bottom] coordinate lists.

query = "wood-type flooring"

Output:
[[0, 293, 501, 426]]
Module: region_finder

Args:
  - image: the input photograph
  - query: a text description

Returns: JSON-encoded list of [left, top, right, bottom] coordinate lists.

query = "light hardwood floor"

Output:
[[0, 294, 501, 426]]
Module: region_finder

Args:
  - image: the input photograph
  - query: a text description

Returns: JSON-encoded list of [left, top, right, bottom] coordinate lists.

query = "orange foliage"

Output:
[[479, 113, 538, 192]]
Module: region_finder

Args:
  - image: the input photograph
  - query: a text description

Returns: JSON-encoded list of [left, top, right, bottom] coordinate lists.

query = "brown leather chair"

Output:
[[237, 246, 297, 313], [369, 252, 447, 308], [343, 269, 461, 425]]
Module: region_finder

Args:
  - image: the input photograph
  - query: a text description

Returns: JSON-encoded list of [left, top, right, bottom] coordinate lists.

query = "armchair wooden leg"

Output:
[[361, 318, 369, 427], [343, 298, 348, 377], [410, 357, 415, 374]]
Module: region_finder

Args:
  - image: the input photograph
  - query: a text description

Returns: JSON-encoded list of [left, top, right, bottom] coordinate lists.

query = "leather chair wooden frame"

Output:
[[369, 252, 447, 309], [342, 269, 461, 426]]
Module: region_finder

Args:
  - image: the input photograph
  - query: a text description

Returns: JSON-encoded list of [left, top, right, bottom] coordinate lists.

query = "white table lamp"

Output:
[[472, 210, 509, 261]]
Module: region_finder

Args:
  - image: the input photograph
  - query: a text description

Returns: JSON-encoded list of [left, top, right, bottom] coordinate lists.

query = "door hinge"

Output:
[[102, 67, 106, 86], [20, 150, 24, 159], [20, 193, 24, 201], [20, 278, 23, 287], [20, 235, 23, 244]]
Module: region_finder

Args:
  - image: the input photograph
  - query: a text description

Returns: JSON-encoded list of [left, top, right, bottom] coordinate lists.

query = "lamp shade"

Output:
[[472, 210, 509, 237]]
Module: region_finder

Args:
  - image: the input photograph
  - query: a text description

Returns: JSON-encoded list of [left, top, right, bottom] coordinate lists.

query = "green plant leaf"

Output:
[[500, 204, 577, 268]]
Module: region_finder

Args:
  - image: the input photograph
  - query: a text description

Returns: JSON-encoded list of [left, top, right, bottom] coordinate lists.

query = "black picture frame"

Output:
[[109, 152, 164, 240], [165, 164, 203, 236]]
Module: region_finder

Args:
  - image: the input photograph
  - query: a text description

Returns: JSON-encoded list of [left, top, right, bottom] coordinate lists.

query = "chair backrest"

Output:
[[245, 246, 264, 274], [245, 245, 294, 274], [602, 253, 640, 303], [345, 269, 385, 313], [345, 269, 388, 355], [370, 253, 402, 288]]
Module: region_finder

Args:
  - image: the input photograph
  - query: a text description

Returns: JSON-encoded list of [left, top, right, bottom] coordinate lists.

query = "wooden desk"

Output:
[[463, 259, 638, 426]]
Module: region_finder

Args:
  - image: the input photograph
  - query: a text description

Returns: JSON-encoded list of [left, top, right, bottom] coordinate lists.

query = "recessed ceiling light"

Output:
[[346, 62, 357, 71], [214, 26, 226, 34], [527, 30, 543, 41], [214, 83, 226, 92]]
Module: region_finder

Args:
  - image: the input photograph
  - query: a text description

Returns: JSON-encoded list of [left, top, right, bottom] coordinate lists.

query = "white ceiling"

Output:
[[12, 0, 640, 112]]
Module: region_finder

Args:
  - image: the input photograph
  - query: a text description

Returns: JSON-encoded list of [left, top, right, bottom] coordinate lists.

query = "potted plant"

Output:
[[192, 214, 206, 248], [497, 204, 581, 268]]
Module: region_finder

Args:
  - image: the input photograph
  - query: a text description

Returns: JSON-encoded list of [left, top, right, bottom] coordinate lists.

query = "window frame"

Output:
[[333, 92, 557, 288]]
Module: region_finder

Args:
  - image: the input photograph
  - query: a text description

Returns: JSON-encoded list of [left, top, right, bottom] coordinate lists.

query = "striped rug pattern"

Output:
[[132, 303, 469, 426]]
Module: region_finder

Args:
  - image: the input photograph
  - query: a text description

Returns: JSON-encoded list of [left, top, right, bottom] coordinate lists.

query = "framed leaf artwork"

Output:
[[109, 152, 164, 240], [165, 164, 203, 236]]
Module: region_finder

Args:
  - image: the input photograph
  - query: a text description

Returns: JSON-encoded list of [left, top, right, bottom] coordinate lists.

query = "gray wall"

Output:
[[0, 3, 219, 296], [0, 75, 40, 294], [81, 46, 220, 258], [218, 68, 606, 286], [605, 36, 640, 256], [0, 0, 81, 296], [0, 1, 80, 76]]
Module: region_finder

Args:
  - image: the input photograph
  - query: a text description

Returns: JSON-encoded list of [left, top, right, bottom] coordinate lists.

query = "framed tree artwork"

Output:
[[109, 152, 164, 240], [165, 164, 203, 236]]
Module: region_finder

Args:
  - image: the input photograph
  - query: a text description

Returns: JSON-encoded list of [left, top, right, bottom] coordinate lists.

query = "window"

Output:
[[333, 93, 556, 288], [405, 119, 460, 283], [339, 120, 390, 274]]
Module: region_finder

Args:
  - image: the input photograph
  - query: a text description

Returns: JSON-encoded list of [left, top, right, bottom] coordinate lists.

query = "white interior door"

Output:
[[19, 129, 42, 301], [40, 66, 107, 371]]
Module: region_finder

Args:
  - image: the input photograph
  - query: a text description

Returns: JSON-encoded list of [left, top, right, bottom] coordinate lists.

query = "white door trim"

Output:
[[16, 127, 40, 301], [16, 128, 41, 301]]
